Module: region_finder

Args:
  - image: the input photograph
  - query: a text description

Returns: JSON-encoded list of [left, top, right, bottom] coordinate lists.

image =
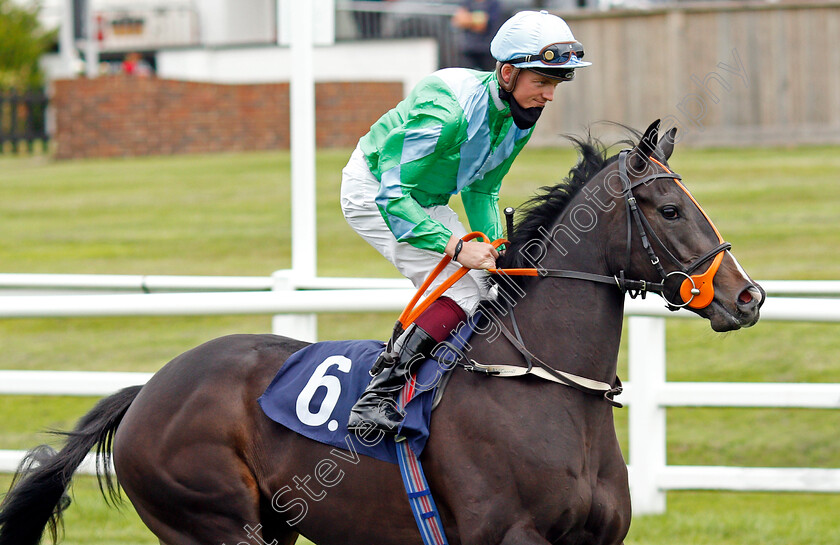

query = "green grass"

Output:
[[628, 492, 840, 545], [3, 475, 839, 545], [1, 144, 839, 544], [0, 475, 153, 545]]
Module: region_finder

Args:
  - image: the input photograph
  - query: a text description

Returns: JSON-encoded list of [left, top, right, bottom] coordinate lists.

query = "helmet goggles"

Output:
[[507, 41, 585, 66]]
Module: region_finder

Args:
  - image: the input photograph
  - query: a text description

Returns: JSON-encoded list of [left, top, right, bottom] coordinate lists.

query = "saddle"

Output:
[[258, 320, 476, 465]]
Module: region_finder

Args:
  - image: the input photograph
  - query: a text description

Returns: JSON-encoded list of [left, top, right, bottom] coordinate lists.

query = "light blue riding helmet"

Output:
[[491, 10, 591, 89]]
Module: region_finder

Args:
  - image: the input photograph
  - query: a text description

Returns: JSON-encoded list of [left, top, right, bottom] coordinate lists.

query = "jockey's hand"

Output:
[[445, 235, 499, 270]]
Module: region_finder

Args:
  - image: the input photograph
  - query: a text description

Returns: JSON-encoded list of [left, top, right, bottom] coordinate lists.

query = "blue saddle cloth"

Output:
[[258, 325, 474, 464]]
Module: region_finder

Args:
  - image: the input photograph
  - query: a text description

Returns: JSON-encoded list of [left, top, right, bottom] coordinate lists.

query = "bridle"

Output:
[[489, 149, 732, 311], [615, 149, 732, 309]]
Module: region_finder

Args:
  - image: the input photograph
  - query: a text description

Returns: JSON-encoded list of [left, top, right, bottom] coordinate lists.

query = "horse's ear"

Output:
[[630, 119, 660, 171], [637, 119, 660, 156], [657, 127, 677, 161]]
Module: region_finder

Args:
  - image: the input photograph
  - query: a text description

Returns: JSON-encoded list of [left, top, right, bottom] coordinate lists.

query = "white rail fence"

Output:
[[1, 274, 838, 515]]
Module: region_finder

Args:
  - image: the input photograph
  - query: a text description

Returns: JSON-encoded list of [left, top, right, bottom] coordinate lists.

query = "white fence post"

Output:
[[271, 270, 317, 342], [628, 316, 667, 514], [284, 0, 318, 281]]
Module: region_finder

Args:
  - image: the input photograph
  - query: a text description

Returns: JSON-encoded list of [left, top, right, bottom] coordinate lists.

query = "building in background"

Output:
[[18, 0, 840, 155], [35, 0, 279, 77]]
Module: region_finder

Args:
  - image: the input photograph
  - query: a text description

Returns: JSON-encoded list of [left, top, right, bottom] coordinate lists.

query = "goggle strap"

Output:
[[507, 55, 537, 65], [506, 51, 579, 67]]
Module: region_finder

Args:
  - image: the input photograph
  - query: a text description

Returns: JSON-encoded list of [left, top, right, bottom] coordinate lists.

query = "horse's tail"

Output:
[[0, 385, 143, 545]]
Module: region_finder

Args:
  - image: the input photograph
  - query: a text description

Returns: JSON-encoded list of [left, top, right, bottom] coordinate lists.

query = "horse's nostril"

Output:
[[739, 286, 763, 307]]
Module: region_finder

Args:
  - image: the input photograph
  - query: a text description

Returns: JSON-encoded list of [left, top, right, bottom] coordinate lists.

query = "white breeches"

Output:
[[339, 145, 489, 314]]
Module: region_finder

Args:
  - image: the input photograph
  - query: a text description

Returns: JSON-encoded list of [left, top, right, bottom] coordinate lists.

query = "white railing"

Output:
[[623, 314, 840, 514], [0, 270, 413, 342], [0, 276, 838, 515], [3, 273, 838, 296], [0, 271, 412, 293]]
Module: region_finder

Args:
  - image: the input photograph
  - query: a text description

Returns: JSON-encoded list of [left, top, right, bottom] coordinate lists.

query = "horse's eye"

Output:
[[660, 205, 680, 220]]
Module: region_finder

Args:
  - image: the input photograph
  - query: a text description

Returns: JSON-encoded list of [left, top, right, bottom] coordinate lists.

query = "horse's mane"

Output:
[[491, 129, 639, 294]]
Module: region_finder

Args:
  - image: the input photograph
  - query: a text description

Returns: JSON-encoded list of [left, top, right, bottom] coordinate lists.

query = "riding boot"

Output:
[[346, 324, 439, 434]]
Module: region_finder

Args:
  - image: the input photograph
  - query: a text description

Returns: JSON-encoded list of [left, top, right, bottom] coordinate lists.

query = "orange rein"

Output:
[[398, 232, 534, 328]]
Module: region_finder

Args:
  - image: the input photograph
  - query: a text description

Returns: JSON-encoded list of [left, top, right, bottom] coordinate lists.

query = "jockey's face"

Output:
[[511, 70, 560, 109]]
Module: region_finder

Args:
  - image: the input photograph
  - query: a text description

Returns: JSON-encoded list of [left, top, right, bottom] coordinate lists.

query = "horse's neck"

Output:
[[498, 279, 625, 384], [479, 218, 626, 384]]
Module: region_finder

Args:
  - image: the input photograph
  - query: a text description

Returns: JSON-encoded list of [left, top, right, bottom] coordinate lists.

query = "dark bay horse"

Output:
[[0, 120, 764, 545]]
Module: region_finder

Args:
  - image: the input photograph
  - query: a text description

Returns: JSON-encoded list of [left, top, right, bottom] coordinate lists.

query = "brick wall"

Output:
[[52, 77, 402, 159]]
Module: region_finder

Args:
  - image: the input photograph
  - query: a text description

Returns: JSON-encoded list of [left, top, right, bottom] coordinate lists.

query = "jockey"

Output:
[[341, 10, 591, 434]]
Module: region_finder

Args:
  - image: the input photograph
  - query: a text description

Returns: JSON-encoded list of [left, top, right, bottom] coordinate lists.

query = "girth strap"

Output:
[[395, 385, 449, 545]]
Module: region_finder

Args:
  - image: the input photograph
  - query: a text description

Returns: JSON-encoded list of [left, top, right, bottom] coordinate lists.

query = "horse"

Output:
[[0, 120, 764, 545]]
